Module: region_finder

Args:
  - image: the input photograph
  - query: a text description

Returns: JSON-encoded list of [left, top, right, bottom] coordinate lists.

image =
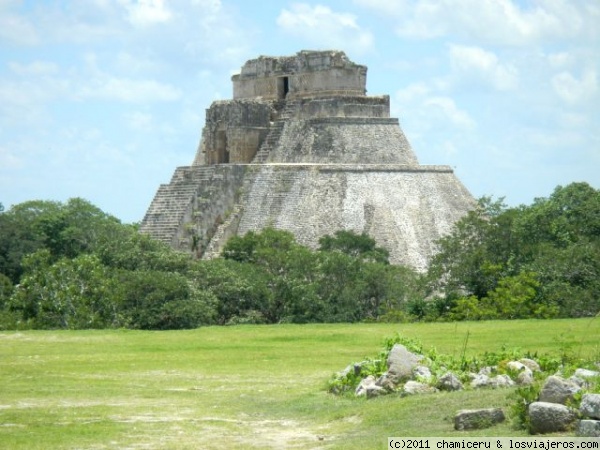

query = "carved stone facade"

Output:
[[140, 50, 475, 270]]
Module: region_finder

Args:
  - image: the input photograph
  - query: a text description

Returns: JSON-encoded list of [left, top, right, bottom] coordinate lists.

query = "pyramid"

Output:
[[140, 51, 475, 271]]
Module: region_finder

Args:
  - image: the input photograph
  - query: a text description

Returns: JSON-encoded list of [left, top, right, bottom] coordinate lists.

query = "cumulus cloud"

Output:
[[552, 69, 598, 104], [423, 96, 476, 129], [79, 75, 182, 102], [117, 0, 172, 27], [8, 61, 60, 76], [354, 0, 596, 45], [449, 45, 519, 91], [0, 1, 39, 45], [277, 3, 374, 54]]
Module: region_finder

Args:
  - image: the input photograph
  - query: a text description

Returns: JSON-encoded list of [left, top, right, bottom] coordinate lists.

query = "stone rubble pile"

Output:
[[336, 344, 600, 435]]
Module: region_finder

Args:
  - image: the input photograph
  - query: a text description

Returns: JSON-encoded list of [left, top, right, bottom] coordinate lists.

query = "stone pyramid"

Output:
[[140, 50, 475, 271]]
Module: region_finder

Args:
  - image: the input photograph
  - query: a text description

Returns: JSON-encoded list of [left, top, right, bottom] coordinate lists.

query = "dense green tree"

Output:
[[318, 229, 390, 264], [9, 250, 119, 329], [427, 182, 600, 320]]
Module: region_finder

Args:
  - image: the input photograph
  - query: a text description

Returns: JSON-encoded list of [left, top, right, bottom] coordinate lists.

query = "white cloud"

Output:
[[8, 61, 59, 76], [449, 45, 519, 91], [552, 69, 598, 104], [79, 75, 182, 102], [118, 0, 172, 27], [125, 111, 154, 131], [354, 0, 596, 45], [277, 3, 374, 54], [423, 96, 476, 129], [0, 1, 39, 45], [0, 146, 23, 170]]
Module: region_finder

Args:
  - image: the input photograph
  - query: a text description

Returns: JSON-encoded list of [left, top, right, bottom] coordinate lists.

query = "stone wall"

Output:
[[232, 50, 367, 100], [236, 164, 475, 271], [202, 100, 271, 164], [266, 118, 419, 165], [283, 96, 389, 119]]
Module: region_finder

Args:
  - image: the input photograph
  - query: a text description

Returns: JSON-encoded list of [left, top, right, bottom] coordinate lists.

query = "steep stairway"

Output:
[[140, 166, 214, 245]]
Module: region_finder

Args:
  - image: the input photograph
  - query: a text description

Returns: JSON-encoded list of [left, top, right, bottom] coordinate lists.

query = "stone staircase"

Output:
[[251, 101, 298, 163], [140, 166, 214, 245]]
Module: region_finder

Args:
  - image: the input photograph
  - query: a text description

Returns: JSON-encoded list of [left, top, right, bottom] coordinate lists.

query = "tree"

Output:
[[9, 251, 119, 329], [318, 230, 390, 264]]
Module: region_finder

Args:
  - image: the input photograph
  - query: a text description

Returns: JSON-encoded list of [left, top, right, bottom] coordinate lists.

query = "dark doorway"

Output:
[[216, 130, 229, 163], [277, 76, 290, 100]]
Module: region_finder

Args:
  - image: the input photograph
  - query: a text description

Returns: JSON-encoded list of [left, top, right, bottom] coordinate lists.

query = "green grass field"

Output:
[[1, 319, 599, 449]]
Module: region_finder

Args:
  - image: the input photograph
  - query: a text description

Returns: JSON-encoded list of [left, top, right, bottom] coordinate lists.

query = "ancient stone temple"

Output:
[[140, 50, 475, 271]]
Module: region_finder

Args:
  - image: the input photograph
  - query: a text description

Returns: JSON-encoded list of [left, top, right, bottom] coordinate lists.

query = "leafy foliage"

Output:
[[425, 182, 600, 321]]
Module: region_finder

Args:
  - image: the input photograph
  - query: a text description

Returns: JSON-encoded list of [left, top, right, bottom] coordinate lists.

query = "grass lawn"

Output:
[[1, 318, 599, 449]]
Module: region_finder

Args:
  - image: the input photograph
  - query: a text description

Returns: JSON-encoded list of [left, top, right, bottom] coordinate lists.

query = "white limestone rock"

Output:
[[454, 408, 505, 431], [580, 393, 600, 420], [539, 375, 581, 405], [528, 402, 577, 434]]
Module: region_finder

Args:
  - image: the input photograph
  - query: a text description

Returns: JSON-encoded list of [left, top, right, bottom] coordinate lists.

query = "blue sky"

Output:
[[1, 0, 598, 223]]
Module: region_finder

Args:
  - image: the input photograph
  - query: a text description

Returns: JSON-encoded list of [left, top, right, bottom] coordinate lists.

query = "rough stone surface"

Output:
[[577, 420, 600, 437], [413, 366, 433, 382], [402, 381, 437, 395], [437, 372, 463, 391], [140, 50, 475, 271], [517, 370, 534, 386], [355, 375, 376, 396], [454, 408, 505, 431], [539, 376, 581, 405], [386, 344, 423, 384], [580, 393, 600, 419], [574, 368, 600, 379], [528, 402, 577, 434], [470, 374, 491, 389], [519, 358, 541, 372]]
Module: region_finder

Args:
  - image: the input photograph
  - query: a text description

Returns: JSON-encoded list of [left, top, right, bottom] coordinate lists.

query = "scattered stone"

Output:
[[355, 375, 376, 396], [471, 374, 514, 389], [374, 373, 396, 392], [574, 368, 600, 379], [366, 384, 386, 399], [454, 408, 505, 431], [478, 366, 495, 376], [437, 372, 463, 391], [490, 374, 515, 388], [507, 361, 527, 372], [471, 374, 491, 388], [519, 358, 541, 372], [539, 376, 581, 405], [577, 420, 600, 437], [569, 376, 588, 388], [580, 393, 600, 420], [402, 380, 437, 396], [517, 370, 534, 386], [528, 402, 577, 434], [386, 344, 423, 384], [413, 365, 433, 382]]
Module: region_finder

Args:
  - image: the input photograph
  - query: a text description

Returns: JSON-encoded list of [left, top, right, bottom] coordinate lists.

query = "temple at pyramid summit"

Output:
[[140, 50, 475, 271]]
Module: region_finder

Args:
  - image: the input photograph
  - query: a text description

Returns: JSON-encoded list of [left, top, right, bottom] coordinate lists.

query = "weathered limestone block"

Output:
[[528, 402, 577, 434], [402, 381, 437, 396], [538, 375, 581, 405], [519, 358, 541, 372], [454, 408, 505, 431], [436, 372, 463, 391], [517, 370, 534, 386], [375, 373, 396, 392], [386, 344, 423, 384], [471, 374, 514, 389], [580, 393, 600, 419], [355, 375, 376, 396], [574, 368, 600, 379], [577, 420, 600, 437], [413, 365, 433, 382]]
